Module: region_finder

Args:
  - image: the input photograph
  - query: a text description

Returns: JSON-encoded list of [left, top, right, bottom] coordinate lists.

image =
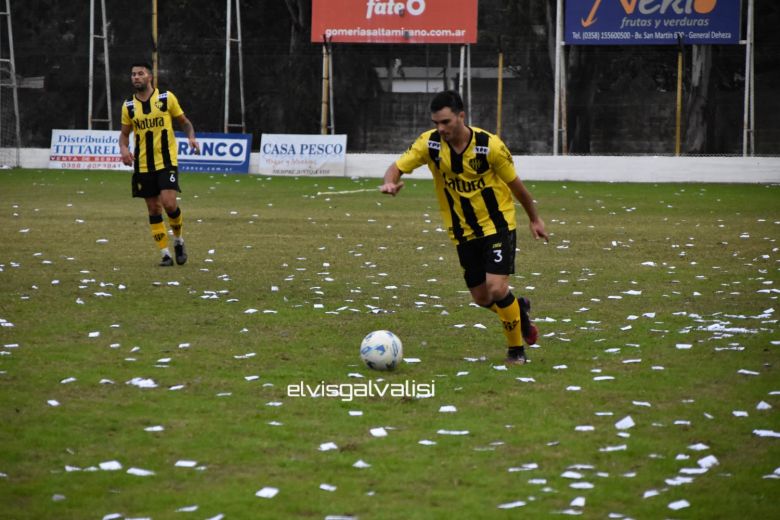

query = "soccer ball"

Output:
[[359, 330, 403, 371]]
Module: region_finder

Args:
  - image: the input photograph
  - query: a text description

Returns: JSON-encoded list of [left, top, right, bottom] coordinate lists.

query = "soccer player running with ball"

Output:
[[119, 62, 200, 266], [381, 90, 548, 364]]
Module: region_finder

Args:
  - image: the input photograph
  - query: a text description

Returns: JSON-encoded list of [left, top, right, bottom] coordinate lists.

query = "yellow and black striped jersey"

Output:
[[121, 89, 184, 173], [396, 127, 518, 244]]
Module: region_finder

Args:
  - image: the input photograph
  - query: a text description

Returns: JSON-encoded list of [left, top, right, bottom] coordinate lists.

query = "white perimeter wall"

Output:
[[15, 148, 780, 183]]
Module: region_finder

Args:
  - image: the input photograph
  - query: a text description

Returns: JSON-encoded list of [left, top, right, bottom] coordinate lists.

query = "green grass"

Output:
[[0, 168, 778, 519]]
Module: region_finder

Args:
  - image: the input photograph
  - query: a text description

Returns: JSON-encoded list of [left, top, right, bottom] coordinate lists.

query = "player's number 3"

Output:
[[493, 250, 503, 263]]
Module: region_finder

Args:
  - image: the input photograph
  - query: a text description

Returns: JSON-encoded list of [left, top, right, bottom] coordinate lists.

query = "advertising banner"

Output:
[[49, 130, 252, 173], [49, 129, 126, 170], [311, 0, 477, 44], [564, 0, 741, 45], [175, 132, 252, 173], [258, 134, 348, 176]]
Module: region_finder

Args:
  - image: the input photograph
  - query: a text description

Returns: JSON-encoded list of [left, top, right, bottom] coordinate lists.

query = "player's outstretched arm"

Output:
[[507, 177, 549, 242], [380, 163, 405, 196]]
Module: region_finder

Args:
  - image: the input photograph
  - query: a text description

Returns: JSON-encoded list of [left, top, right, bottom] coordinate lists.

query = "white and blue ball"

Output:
[[359, 330, 403, 371]]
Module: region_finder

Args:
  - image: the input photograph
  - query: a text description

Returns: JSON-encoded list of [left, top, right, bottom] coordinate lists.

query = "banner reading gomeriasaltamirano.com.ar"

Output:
[[49, 129, 252, 173], [565, 0, 741, 45]]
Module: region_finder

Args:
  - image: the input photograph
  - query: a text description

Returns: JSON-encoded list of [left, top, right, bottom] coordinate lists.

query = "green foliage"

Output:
[[0, 170, 778, 518]]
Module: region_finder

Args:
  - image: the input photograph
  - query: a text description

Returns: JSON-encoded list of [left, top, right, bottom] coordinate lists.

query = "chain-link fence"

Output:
[[9, 1, 780, 156]]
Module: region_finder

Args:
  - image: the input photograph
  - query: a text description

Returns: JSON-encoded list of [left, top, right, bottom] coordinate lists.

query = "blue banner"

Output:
[[564, 0, 741, 45], [175, 132, 252, 173]]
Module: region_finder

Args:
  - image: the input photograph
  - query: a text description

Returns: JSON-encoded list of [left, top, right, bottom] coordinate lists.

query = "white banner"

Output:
[[49, 129, 129, 170], [258, 134, 347, 176], [49, 129, 252, 173]]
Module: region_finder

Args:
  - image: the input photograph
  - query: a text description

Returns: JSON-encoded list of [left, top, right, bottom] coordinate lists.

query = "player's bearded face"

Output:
[[131, 67, 150, 91], [431, 107, 465, 143]]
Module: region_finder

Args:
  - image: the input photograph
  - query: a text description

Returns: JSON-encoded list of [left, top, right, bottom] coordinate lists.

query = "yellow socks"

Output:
[[167, 207, 183, 240], [494, 293, 522, 347], [149, 214, 169, 254]]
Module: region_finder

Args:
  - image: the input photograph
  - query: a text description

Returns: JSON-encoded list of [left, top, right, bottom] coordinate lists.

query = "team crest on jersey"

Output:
[[155, 101, 164, 109], [469, 157, 488, 172]]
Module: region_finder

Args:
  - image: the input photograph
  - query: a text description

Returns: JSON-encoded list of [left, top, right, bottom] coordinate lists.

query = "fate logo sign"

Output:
[[580, 0, 718, 28]]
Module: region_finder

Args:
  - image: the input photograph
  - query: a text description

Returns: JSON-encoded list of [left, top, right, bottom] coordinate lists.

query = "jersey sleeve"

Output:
[[395, 132, 431, 174], [120, 101, 132, 126], [489, 136, 518, 184], [167, 91, 184, 118]]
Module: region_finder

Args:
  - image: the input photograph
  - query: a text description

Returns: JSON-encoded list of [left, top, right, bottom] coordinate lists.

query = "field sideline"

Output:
[[0, 168, 778, 519]]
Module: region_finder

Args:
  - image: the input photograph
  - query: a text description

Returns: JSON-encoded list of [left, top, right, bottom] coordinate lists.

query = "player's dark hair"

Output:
[[430, 90, 464, 113], [131, 61, 153, 72]]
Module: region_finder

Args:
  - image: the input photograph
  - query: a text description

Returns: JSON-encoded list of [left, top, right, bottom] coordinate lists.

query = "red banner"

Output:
[[311, 0, 478, 44]]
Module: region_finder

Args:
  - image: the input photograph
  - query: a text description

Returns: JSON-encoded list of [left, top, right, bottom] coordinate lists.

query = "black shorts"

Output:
[[456, 229, 516, 288], [132, 167, 181, 198]]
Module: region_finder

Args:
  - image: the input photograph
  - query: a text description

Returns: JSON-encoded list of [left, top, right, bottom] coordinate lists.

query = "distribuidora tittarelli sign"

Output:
[[49, 129, 252, 173], [565, 0, 741, 45], [258, 134, 348, 176]]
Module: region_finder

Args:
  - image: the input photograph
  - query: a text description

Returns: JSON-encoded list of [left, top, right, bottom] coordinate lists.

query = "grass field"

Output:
[[0, 168, 778, 519]]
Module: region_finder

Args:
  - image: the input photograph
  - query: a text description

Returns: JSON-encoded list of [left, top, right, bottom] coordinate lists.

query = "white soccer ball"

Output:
[[360, 330, 403, 371]]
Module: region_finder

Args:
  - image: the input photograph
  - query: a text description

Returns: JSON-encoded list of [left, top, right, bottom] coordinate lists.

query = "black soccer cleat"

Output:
[[174, 242, 187, 265], [518, 297, 538, 345], [505, 346, 528, 365], [159, 255, 174, 267]]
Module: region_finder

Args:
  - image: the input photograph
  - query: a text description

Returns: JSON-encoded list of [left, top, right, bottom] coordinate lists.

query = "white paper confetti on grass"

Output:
[[615, 416, 635, 430], [419, 439, 437, 446], [175, 460, 198, 468], [144, 425, 164, 432], [126, 377, 158, 389], [320, 483, 337, 492], [497, 500, 526, 509], [319, 442, 338, 451], [99, 460, 122, 471], [738, 369, 760, 376], [370, 427, 388, 438], [753, 429, 780, 438], [570, 482, 594, 490], [757, 401, 772, 410], [439, 405, 457, 413], [352, 459, 371, 468], [668, 499, 690, 510], [697, 455, 719, 469], [676, 343, 692, 350], [47, 400, 60, 407], [255, 487, 279, 498], [570, 497, 586, 507], [599, 444, 627, 452], [127, 467, 155, 477], [176, 505, 199, 512], [437, 429, 470, 436]]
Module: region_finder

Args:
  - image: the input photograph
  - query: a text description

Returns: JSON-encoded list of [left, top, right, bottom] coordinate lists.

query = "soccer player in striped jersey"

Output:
[[119, 62, 200, 266], [381, 90, 548, 364]]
